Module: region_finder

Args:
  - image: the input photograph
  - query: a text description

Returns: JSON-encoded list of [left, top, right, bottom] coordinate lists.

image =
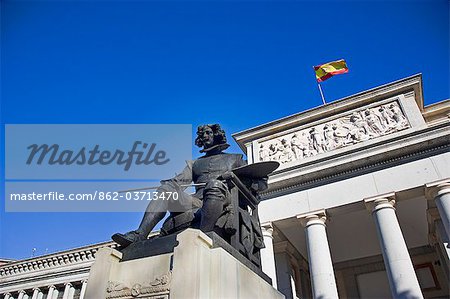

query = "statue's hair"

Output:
[[195, 124, 227, 147]]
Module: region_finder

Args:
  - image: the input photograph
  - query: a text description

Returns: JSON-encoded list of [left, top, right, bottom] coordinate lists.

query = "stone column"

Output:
[[17, 290, 26, 299], [297, 210, 338, 299], [261, 222, 278, 288], [62, 282, 72, 299], [68, 285, 75, 299], [3, 293, 11, 299], [31, 288, 41, 299], [364, 193, 423, 299], [79, 280, 88, 299], [47, 285, 56, 299], [426, 180, 450, 238]]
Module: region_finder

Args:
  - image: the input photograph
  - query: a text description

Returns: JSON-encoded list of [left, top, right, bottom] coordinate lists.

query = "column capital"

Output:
[[64, 282, 73, 287], [32, 287, 41, 291], [19, 290, 26, 294], [261, 222, 275, 238], [297, 209, 327, 227], [364, 192, 396, 213], [425, 179, 450, 200]]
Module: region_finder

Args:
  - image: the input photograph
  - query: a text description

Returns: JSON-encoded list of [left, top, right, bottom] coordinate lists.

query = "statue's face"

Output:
[[200, 127, 215, 148]]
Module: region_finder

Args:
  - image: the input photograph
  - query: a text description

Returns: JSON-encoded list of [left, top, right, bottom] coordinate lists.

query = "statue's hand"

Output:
[[219, 171, 233, 180]]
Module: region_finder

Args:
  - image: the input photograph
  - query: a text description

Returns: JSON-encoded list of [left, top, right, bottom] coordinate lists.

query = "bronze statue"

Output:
[[112, 124, 272, 254]]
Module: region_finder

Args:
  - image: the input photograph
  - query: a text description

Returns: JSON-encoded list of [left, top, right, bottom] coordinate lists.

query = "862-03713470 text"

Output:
[[9, 191, 179, 201]]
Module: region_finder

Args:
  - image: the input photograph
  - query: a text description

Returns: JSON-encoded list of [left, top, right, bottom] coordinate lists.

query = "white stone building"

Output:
[[233, 74, 450, 299], [1, 74, 449, 299], [0, 242, 115, 299]]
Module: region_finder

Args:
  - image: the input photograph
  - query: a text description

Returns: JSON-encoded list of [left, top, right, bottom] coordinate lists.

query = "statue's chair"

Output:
[[220, 172, 264, 269], [118, 172, 270, 283]]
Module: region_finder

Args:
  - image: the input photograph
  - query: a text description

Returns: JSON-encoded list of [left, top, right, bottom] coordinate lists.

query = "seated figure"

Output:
[[112, 124, 269, 252]]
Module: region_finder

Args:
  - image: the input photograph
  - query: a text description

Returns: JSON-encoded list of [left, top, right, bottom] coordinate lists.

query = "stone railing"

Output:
[[0, 241, 117, 278]]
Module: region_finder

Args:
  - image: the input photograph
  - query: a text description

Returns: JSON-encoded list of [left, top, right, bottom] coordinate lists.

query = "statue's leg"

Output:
[[135, 204, 168, 237], [112, 182, 182, 247], [112, 198, 168, 247], [200, 179, 229, 232]]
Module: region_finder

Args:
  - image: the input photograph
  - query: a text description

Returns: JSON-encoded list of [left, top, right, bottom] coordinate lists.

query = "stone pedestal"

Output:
[[84, 229, 284, 299]]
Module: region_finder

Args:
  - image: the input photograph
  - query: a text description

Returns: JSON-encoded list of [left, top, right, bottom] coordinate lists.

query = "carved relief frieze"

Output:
[[106, 271, 171, 299], [258, 101, 410, 164]]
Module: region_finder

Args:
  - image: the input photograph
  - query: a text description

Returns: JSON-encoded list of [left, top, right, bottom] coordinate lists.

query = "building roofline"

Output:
[[233, 74, 423, 152]]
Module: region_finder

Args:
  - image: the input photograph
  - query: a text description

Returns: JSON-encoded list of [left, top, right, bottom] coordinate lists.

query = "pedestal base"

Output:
[[84, 229, 284, 299]]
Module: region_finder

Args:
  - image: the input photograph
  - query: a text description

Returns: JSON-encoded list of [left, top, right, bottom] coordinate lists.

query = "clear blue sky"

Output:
[[1, 0, 448, 260]]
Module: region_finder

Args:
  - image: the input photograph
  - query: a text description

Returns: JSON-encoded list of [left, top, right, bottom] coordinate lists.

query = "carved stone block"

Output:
[[258, 101, 410, 164]]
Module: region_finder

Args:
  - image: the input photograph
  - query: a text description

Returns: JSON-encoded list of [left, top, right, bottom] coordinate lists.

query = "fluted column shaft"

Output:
[[31, 288, 42, 299], [17, 290, 26, 299], [47, 285, 56, 299], [62, 282, 73, 299], [365, 194, 423, 299], [427, 181, 450, 239], [298, 210, 338, 299], [79, 279, 88, 299], [261, 222, 278, 288]]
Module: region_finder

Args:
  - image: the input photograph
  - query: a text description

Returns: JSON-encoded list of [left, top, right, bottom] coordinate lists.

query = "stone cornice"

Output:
[[0, 241, 117, 278], [233, 74, 423, 151], [423, 99, 450, 126]]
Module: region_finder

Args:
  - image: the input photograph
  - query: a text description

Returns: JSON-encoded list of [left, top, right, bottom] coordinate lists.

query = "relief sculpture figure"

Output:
[[363, 109, 384, 136], [390, 103, 408, 128], [309, 127, 326, 154], [258, 144, 269, 162], [279, 139, 293, 164], [378, 105, 397, 129], [290, 134, 304, 160]]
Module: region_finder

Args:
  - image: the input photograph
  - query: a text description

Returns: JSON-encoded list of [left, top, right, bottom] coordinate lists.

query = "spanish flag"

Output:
[[314, 59, 349, 82]]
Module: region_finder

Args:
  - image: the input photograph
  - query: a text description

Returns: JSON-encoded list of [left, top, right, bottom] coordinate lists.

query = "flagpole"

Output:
[[317, 82, 326, 105]]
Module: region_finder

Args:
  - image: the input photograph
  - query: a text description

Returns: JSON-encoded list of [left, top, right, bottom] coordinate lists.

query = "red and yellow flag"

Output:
[[314, 59, 349, 82]]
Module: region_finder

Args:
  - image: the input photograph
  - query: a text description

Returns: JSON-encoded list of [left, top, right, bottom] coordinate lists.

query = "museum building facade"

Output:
[[1, 74, 449, 299]]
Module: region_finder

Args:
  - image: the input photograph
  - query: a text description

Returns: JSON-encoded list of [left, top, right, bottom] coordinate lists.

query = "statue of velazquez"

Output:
[[112, 124, 274, 255]]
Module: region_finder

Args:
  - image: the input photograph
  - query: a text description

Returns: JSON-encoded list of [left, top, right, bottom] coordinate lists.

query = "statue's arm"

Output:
[[160, 161, 193, 191]]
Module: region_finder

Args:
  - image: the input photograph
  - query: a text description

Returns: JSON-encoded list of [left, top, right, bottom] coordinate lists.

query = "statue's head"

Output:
[[195, 124, 227, 151]]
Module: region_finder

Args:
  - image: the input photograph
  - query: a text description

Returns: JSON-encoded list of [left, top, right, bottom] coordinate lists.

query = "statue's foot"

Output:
[[111, 231, 146, 247]]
